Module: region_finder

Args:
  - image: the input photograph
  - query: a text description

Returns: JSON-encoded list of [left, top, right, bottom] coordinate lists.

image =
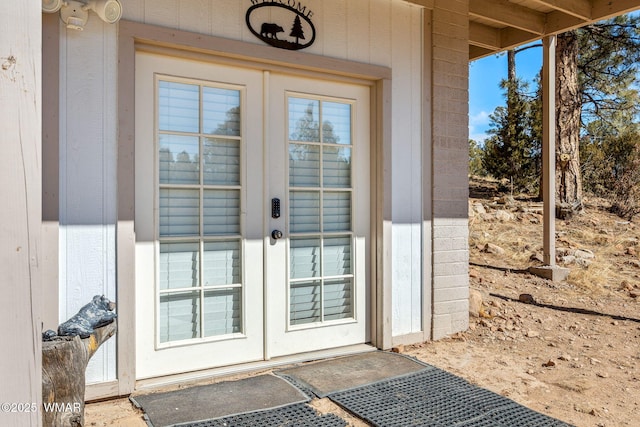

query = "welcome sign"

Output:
[[246, 0, 316, 50]]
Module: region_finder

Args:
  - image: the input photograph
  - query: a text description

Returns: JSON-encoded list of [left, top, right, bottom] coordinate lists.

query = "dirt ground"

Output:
[[406, 267, 640, 427], [85, 179, 640, 427]]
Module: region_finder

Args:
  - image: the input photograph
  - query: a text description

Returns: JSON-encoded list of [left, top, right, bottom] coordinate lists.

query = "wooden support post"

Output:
[[529, 35, 569, 282], [42, 322, 117, 426], [0, 2, 42, 426], [542, 35, 556, 267]]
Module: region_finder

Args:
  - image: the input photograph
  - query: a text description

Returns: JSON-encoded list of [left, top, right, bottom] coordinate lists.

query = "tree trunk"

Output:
[[42, 321, 117, 426], [507, 49, 517, 129], [507, 50, 516, 88], [505, 49, 518, 184], [555, 31, 583, 219]]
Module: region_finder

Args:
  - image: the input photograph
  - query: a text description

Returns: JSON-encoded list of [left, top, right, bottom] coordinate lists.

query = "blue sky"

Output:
[[469, 44, 543, 143]]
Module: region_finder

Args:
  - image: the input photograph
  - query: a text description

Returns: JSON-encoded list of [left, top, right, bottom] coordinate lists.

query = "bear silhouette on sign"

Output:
[[261, 22, 284, 39]]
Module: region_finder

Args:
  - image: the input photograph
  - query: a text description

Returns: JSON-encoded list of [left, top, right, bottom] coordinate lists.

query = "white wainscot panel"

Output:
[[391, 223, 422, 336], [60, 225, 117, 383]]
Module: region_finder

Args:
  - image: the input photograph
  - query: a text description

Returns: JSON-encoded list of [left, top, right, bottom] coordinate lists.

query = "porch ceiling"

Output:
[[468, 0, 640, 61]]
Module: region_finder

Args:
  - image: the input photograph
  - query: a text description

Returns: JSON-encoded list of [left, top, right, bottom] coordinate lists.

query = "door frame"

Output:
[[117, 19, 393, 394]]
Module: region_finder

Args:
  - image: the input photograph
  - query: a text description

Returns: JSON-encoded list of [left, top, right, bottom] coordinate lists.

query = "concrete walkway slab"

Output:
[[276, 351, 428, 397], [130, 374, 307, 427]]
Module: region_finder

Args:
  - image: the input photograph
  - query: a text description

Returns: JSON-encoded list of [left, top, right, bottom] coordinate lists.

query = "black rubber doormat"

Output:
[[327, 368, 575, 427], [130, 374, 309, 427], [173, 402, 347, 427]]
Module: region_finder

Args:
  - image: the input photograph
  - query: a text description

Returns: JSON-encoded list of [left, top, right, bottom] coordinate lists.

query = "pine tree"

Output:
[[482, 78, 539, 193], [469, 139, 485, 177]]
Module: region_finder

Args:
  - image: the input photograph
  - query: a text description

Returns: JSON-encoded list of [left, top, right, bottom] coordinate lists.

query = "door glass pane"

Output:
[[290, 238, 320, 279], [203, 190, 240, 235], [323, 146, 351, 188], [203, 241, 241, 286], [203, 87, 241, 136], [159, 189, 200, 236], [290, 281, 321, 325], [157, 78, 244, 345], [323, 279, 353, 320], [290, 191, 320, 233], [322, 102, 351, 145], [159, 291, 201, 343], [159, 135, 200, 185], [159, 81, 199, 133], [204, 288, 242, 337], [289, 144, 320, 187], [287, 95, 356, 327], [203, 138, 240, 185], [323, 192, 351, 232], [289, 98, 320, 142], [159, 243, 200, 290], [323, 237, 352, 276]]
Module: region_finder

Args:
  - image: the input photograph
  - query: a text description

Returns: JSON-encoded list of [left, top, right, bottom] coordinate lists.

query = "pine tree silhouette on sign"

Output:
[[290, 15, 305, 45]]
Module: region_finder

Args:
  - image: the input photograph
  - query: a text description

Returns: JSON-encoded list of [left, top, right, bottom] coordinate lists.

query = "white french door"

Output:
[[135, 53, 369, 379], [135, 53, 265, 379], [266, 74, 370, 358]]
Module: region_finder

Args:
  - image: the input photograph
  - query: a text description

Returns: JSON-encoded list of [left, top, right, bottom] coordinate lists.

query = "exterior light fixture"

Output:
[[42, 0, 122, 30], [84, 0, 123, 24], [42, 0, 65, 13], [60, 1, 89, 30]]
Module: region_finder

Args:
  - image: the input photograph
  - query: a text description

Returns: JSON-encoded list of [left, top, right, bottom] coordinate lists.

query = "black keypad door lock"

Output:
[[272, 198, 281, 219]]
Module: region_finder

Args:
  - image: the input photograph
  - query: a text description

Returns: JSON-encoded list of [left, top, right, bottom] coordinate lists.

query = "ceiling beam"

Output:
[[469, 45, 496, 61], [500, 27, 542, 50], [470, 0, 546, 35], [545, 9, 590, 34], [469, 22, 540, 51], [469, 21, 500, 50], [542, 1, 640, 37], [528, 0, 592, 20], [591, 0, 640, 20]]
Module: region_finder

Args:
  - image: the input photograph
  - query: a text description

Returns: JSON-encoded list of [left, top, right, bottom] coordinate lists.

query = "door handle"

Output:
[[271, 230, 283, 240]]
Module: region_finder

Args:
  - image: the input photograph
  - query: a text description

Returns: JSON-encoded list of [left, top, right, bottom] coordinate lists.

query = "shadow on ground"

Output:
[[490, 292, 640, 324]]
